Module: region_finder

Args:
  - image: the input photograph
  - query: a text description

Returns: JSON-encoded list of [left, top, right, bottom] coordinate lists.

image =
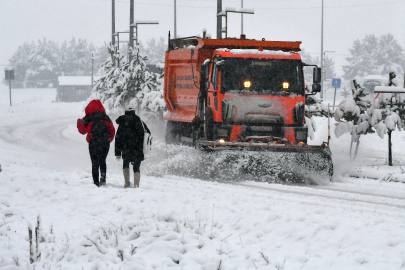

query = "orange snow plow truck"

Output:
[[163, 36, 333, 182]]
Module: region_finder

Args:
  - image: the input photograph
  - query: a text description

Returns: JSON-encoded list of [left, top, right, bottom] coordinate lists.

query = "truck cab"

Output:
[[203, 49, 309, 144]]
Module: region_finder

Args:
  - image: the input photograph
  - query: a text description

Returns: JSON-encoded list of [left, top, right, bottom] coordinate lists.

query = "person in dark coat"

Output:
[[115, 105, 150, 188], [77, 100, 115, 187]]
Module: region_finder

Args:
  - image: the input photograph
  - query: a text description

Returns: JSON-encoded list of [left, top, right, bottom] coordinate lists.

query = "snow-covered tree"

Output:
[[93, 42, 111, 75], [91, 44, 165, 117], [24, 38, 60, 87], [90, 44, 122, 109], [6, 42, 35, 87], [6, 38, 109, 88], [59, 38, 96, 76], [139, 37, 166, 65], [324, 56, 336, 80], [304, 94, 330, 141], [343, 34, 405, 80], [340, 87, 351, 98], [335, 70, 405, 163], [334, 80, 373, 159], [368, 71, 405, 166]]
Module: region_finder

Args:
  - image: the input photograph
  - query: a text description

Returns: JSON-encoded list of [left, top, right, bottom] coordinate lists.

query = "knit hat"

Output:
[[125, 105, 135, 112]]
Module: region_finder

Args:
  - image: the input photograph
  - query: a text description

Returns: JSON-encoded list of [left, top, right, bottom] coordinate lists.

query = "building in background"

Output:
[[56, 76, 100, 102]]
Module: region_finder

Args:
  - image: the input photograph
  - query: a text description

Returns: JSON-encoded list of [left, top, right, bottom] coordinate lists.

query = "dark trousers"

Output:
[[89, 141, 110, 185], [123, 159, 141, 173]]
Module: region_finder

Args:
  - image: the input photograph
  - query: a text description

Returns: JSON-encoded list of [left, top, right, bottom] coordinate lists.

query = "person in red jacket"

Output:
[[77, 100, 115, 187]]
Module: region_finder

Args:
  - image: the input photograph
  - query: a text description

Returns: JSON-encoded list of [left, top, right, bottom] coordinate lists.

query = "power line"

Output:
[[107, 0, 405, 9]]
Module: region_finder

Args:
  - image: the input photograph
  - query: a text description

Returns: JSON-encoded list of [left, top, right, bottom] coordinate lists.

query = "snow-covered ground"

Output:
[[2, 86, 405, 269]]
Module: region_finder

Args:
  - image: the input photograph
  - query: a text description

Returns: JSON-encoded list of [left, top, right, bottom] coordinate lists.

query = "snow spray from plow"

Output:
[[145, 142, 333, 184]]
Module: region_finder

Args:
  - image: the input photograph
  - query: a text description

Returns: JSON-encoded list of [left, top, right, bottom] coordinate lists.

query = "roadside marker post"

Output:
[[5, 70, 14, 106]]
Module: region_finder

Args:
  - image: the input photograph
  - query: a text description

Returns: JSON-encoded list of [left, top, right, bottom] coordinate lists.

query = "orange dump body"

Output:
[[164, 46, 214, 122]]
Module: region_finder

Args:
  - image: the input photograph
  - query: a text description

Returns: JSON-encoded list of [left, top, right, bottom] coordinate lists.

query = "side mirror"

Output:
[[200, 63, 210, 91], [313, 67, 321, 84], [312, 83, 321, 93]]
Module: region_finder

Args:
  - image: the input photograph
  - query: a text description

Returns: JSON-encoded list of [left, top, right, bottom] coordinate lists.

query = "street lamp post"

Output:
[[91, 51, 96, 89], [130, 21, 159, 46], [322, 50, 335, 99], [112, 0, 115, 45], [241, 0, 243, 35], [174, 0, 177, 38], [217, 7, 254, 39], [113, 31, 130, 51], [320, 0, 324, 98], [217, 0, 222, 39], [113, 31, 130, 65], [129, 21, 159, 61]]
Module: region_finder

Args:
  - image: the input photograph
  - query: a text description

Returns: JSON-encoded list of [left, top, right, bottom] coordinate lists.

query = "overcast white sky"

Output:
[[1, 0, 405, 79]]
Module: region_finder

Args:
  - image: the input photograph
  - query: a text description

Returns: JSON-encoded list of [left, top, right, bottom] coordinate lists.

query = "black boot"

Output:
[[92, 166, 100, 187], [100, 173, 106, 186]]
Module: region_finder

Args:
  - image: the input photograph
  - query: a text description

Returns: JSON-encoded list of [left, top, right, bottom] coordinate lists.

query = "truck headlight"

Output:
[[283, 82, 289, 90], [244, 80, 251, 89]]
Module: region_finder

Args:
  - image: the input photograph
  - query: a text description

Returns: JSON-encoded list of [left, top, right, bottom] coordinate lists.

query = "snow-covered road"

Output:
[[2, 87, 405, 269], [231, 181, 405, 209]]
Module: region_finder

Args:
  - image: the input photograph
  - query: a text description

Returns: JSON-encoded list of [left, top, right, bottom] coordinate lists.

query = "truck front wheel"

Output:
[[204, 108, 216, 141]]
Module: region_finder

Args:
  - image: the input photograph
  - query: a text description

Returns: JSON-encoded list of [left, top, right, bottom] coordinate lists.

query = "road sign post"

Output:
[[331, 78, 341, 111], [5, 70, 14, 106]]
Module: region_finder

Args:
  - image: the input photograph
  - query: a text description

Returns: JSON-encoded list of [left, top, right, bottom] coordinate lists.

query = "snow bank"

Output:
[[2, 86, 405, 269]]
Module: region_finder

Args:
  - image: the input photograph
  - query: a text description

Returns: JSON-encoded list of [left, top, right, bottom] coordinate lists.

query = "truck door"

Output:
[[209, 56, 221, 119]]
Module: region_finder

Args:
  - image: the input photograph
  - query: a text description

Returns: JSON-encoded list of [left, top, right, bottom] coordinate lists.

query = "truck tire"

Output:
[[165, 121, 179, 144], [204, 108, 216, 141]]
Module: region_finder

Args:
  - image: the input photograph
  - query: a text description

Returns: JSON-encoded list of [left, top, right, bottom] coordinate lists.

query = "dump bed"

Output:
[[163, 47, 213, 122]]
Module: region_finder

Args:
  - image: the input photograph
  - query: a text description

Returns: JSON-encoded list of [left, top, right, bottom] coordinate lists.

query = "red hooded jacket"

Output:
[[77, 100, 115, 143]]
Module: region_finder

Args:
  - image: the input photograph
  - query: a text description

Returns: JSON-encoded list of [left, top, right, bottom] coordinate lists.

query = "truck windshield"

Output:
[[221, 58, 304, 95]]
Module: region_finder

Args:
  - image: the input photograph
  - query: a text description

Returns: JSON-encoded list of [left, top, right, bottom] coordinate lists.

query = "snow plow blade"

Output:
[[165, 140, 333, 184]]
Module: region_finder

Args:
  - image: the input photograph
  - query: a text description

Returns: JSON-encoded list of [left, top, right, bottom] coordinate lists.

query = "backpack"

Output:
[[141, 121, 152, 158], [91, 119, 109, 142]]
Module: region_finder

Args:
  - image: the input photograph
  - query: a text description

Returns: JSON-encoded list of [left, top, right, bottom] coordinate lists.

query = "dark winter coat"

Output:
[[77, 100, 115, 143], [115, 111, 150, 161]]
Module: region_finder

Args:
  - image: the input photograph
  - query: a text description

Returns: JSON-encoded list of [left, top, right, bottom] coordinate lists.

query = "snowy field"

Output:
[[2, 86, 405, 269]]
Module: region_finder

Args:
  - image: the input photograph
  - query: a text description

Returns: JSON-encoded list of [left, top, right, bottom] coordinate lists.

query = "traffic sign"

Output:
[[5, 70, 14, 80], [332, 78, 341, 88]]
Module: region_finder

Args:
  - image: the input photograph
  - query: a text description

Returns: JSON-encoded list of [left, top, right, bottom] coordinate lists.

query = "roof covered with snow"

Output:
[[363, 75, 388, 82], [216, 48, 292, 56], [374, 86, 405, 93], [58, 76, 101, 86]]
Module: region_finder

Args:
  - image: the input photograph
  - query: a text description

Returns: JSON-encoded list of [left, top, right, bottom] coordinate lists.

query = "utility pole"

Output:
[[91, 52, 95, 89], [174, 0, 177, 38], [320, 0, 324, 99], [112, 0, 115, 45], [129, 0, 134, 61], [217, 0, 222, 39], [241, 0, 243, 34]]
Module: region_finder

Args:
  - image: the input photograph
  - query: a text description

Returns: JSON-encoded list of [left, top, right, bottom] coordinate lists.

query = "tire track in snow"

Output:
[[227, 182, 405, 209], [0, 117, 89, 171]]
